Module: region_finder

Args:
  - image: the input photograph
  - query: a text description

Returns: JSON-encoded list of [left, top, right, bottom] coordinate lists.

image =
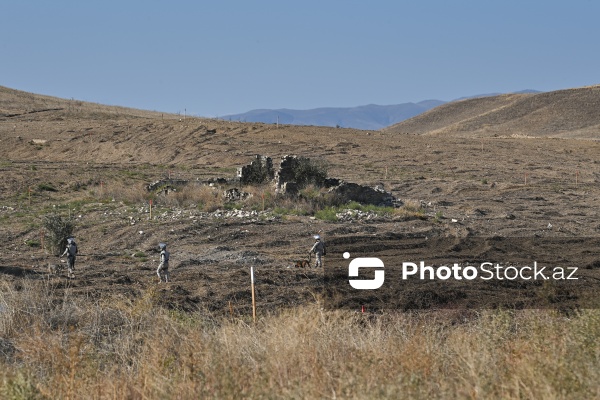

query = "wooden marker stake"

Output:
[[149, 199, 153, 220], [251, 267, 256, 324]]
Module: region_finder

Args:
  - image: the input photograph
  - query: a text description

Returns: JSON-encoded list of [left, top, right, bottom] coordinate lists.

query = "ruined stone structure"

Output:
[[237, 155, 274, 185], [236, 154, 399, 206], [274, 155, 301, 194]]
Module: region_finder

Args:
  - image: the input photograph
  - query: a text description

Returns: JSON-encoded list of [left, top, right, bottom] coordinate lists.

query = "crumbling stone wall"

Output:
[[237, 155, 274, 185]]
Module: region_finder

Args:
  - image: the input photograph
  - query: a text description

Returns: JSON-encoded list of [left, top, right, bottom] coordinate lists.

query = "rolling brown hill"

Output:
[[383, 85, 600, 139], [0, 85, 422, 190]]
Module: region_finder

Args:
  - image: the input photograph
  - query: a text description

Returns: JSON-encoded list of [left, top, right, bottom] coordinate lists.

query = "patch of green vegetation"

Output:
[[25, 221, 40, 230], [168, 309, 201, 328], [119, 169, 148, 180], [133, 251, 148, 262], [289, 157, 328, 188], [273, 207, 309, 217], [1, 371, 43, 400], [223, 202, 242, 211], [314, 207, 338, 221], [37, 183, 58, 192], [298, 185, 322, 201], [17, 192, 31, 202], [24, 239, 40, 248]]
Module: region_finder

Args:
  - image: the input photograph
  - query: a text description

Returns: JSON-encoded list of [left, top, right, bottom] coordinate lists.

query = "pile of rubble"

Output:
[[335, 209, 388, 222]]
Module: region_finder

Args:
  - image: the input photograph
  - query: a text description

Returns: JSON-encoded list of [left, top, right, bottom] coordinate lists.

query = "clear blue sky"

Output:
[[2, 0, 599, 117]]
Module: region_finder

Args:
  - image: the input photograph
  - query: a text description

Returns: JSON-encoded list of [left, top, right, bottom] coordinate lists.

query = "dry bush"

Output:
[[1, 279, 600, 399], [100, 181, 225, 212], [41, 214, 74, 256], [193, 185, 224, 212], [100, 181, 150, 205], [235, 184, 340, 214], [272, 196, 315, 216], [393, 200, 426, 220], [239, 185, 275, 211]]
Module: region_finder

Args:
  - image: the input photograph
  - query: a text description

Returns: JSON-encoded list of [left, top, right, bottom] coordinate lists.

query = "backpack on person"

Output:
[[69, 242, 77, 256]]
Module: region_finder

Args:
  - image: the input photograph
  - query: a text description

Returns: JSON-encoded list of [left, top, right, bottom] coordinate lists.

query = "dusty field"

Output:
[[0, 91, 599, 315], [1, 87, 600, 398]]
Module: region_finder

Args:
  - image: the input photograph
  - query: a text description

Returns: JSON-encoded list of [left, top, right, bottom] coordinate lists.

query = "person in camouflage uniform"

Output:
[[157, 242, 170, 283], [60, 237, 78, 279], [309, 234, 326, 268]]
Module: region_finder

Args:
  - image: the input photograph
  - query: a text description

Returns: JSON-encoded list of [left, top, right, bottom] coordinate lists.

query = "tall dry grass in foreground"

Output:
[[1, 280, 599, 399]]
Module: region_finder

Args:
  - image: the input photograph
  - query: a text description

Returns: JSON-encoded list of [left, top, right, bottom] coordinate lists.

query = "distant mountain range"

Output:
[[222, 91, 540, 130]]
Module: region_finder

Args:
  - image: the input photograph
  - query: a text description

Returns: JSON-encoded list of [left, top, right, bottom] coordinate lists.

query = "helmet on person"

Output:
[[67, 237, 75, 244], [159, 242, 167, 250], [313, 235, 321, 240]]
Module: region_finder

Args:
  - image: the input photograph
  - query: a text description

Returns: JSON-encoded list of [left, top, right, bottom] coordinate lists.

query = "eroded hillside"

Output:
[[384, 85, 600, 138]]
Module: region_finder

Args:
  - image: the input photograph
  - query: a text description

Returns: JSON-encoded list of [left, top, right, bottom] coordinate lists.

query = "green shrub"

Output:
[[1, 372, 42, 400], [37, 183, 57, 192], [314, 207, 338, 221], [289, 157, 328, 188]]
